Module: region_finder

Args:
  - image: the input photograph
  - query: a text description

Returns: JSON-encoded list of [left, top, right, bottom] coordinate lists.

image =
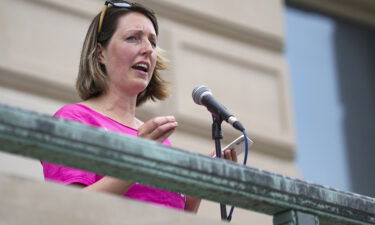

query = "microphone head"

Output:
[[192, 85, 212, 105]]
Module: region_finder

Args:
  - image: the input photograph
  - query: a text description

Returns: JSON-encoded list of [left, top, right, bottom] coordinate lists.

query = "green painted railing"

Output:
[[0, 103, 374, 225]]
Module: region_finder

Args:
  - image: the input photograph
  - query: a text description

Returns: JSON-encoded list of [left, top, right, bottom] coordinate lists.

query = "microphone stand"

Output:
[[211, 115, 228, 221]]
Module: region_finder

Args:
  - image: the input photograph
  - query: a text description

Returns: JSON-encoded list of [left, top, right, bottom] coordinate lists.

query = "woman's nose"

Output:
[[141, 39, 153, 55]]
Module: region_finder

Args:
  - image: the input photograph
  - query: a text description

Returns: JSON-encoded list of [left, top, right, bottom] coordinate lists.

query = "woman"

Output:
[[42, 0, 237, 213]]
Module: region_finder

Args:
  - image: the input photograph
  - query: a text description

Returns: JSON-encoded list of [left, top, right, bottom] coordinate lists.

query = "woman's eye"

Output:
[[150, 40, 157, 48], [126, 36, 138, 41]]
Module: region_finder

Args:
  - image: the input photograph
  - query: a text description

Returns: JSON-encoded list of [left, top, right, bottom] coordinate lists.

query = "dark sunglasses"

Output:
[[98, 0, 134, 33]]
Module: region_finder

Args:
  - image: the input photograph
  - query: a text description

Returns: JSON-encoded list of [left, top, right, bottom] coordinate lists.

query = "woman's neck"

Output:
[[81, 90, 140, 129]]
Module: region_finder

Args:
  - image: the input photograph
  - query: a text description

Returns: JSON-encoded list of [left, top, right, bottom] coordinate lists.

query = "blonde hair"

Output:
[[76, 5, 169, 106]]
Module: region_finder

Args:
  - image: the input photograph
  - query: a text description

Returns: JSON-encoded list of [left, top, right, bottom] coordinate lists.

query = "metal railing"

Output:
[[0, 103, 374, 225]]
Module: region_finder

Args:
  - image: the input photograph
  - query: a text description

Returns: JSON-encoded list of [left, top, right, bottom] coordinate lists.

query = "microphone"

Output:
[[192, 85, 245, 131]]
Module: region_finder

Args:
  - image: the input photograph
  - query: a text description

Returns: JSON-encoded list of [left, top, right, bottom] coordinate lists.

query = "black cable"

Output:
[[226, 130, 250, 222]]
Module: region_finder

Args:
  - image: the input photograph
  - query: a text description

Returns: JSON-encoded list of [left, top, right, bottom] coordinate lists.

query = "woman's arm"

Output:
[[185, 196, 202, 213], [71, 116, 178, 195], [79, 176, 133, 195]]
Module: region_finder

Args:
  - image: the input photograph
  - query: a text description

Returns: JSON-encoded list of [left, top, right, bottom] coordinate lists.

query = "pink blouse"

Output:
[[42, 104, 185, 210]]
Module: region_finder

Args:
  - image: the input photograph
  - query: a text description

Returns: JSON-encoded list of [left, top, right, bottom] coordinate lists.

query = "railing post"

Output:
[[273, 210, 319, 225]]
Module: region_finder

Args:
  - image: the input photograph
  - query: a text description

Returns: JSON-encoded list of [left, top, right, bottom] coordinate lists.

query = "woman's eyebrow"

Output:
[[124, 29, 157, 37]]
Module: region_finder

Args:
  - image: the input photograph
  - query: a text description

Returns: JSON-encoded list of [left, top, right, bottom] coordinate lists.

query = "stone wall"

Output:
[[0, 0, 295, 224]]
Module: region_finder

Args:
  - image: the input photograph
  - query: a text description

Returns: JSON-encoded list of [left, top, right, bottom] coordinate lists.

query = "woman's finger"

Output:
[[208, 151, 215, 157], [221, 149, 238, 163], [147, 121, 177, 140], [155, 126, 176, 142], [138, 116, 176, 138], [231, 148, 238, 162], [223, 149, 232, 161], [140, 116, 175, 132]]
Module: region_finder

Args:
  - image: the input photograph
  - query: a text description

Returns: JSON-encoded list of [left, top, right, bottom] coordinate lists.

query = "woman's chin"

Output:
[[129, 82, 149, 95]]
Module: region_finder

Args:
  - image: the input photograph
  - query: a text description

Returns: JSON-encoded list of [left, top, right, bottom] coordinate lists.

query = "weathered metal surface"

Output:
[[1, 104, 375, 225], [274, 210, 319, 225]]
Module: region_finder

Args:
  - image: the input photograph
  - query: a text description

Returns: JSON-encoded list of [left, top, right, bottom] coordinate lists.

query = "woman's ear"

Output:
[[97, 43, 106, 64]]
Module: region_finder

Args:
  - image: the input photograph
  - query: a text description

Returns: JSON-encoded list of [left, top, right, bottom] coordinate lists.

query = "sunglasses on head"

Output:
[[98, 0, 134, 33]]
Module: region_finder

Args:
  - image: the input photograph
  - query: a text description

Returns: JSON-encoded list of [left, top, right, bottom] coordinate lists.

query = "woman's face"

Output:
[[99, 12, 157, 96]]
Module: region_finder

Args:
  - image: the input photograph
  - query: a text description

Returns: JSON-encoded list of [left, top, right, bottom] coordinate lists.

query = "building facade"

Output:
[[1, 0, 374, 224]]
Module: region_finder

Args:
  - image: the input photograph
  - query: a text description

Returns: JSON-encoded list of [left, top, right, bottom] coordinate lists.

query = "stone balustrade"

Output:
[[0, 104, 374, 225]]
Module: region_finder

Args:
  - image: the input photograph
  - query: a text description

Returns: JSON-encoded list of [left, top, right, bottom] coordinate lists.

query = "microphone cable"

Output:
[[225, 130, 250, 222]]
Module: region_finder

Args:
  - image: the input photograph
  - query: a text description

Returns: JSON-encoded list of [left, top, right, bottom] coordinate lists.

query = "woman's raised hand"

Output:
[[137, 116, 178, 143], [209, 149, 238, 163], [222, 148, 238, 162]]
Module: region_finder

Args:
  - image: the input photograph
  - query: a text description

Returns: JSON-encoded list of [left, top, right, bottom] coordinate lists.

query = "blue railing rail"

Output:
[[0, 103, 374, 225]]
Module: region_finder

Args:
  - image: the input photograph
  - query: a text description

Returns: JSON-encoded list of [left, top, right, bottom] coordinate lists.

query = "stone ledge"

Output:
[[0, 173, 230, 225], [0, 104, 374, 225]]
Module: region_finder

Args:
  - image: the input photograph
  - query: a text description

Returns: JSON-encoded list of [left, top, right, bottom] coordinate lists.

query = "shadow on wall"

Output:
[[335, 22, 375, 197]]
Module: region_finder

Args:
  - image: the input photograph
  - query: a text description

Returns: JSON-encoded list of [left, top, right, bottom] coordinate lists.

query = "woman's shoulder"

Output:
[[54, 103, 91, 118], [53, 103, 101, 125]]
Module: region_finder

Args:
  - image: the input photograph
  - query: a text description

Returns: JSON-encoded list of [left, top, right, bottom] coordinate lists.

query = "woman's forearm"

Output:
[[185, 196, 202, 213], [81, 176, 133, 195]]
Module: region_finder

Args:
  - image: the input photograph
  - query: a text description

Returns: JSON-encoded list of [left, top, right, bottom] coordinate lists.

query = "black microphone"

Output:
[[192, 85, 245, 131]]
